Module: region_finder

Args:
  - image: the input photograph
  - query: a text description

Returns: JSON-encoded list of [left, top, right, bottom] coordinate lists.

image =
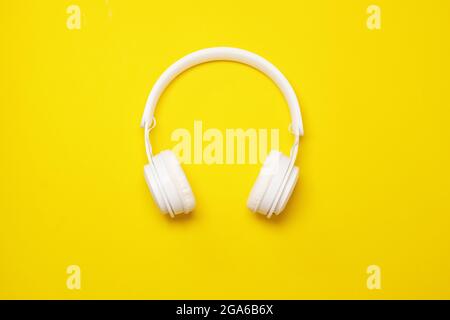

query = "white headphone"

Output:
[[141, 47, 304, 218]]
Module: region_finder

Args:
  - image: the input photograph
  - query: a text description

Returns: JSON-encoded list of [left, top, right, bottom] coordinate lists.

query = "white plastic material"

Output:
[[247, 150, 299, 217], [144, 150, 195, 216], [142, 47, 304, 218], [140, 47, 303, 136]]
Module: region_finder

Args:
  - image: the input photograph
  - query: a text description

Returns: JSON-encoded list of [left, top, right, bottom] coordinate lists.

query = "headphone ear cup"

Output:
[[144, 150, 195, 216], [247, 151, 280, 213], [247, 150, 299, 216], [273, 165, 299, 215], [144, 161, 169, 214]]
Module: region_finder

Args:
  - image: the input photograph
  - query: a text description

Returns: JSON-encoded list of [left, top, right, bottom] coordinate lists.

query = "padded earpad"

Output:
[[144, 160, 169, 213], [247, 150, 299, 216], [144, 150, 195, 216]]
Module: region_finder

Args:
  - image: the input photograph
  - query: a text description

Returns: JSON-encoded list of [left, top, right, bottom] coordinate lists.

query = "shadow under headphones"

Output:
[[141, 47, 304, 218]]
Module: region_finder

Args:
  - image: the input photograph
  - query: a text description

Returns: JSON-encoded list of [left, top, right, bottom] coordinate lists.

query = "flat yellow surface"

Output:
[[1, 1, 450, 299]]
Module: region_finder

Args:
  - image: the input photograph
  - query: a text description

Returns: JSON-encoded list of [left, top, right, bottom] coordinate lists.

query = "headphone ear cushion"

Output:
[[144, 150, 195, 215], [273, 165, 299, 215], [144, 161, 169, 213], [247, 150, 298, 216], [247, 151, 279, 213], [160, 150, 196, 213]]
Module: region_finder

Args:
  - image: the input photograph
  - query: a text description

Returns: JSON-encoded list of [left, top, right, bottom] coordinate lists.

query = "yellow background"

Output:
[[1, 0, 450, 299]]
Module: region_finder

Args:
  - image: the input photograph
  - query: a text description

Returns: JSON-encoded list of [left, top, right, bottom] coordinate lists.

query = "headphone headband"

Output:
[[140, 47, 304, 136]]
